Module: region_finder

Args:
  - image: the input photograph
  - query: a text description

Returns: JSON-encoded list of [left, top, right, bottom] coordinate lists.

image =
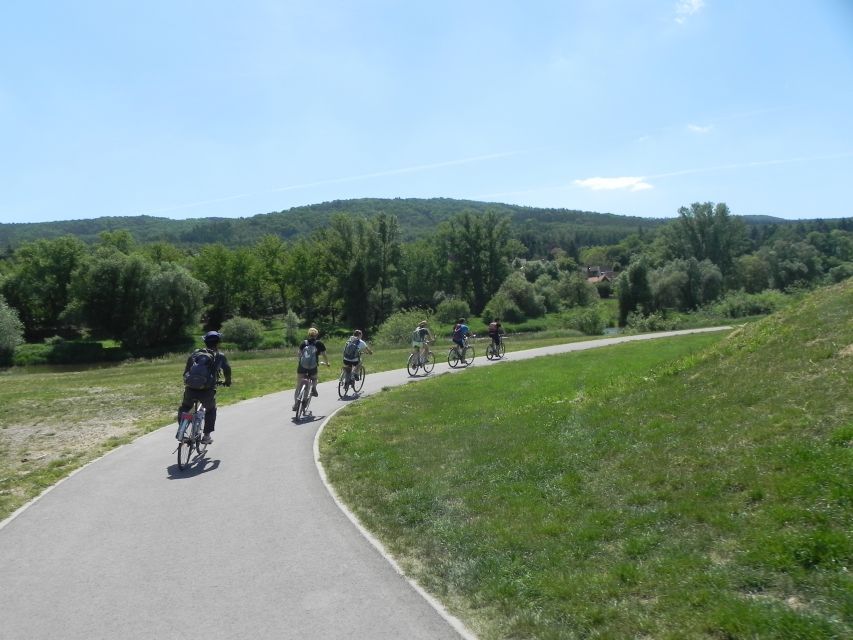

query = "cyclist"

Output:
[[411, 320, 433, 364], [293, 327, 330, 410], [488, 318, 504, 350], [342, 329, 373, 382], [178, 330, 232, 445], [451, 317, 472, 356]]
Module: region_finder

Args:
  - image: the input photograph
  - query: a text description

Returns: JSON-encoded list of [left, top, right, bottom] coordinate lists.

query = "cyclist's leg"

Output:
[[200, 388, 217, 435], [309, 371, 319, 396]]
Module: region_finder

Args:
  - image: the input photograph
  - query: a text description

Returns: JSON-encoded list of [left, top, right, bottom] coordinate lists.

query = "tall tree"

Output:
[[0, 236, 86, 339]]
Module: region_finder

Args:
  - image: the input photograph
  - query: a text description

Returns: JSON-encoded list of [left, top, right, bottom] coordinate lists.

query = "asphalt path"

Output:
[[0, 327, 730, 640]]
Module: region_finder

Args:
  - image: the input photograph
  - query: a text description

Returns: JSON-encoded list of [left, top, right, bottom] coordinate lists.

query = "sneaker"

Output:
[[201, 434, 213, 444], [311, 389, 319, 397]]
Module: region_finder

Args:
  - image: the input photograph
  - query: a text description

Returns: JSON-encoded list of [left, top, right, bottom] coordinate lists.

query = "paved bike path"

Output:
[[0, 327, 729, 640]]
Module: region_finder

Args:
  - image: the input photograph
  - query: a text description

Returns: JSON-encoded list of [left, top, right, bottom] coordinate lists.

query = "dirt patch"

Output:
[[839, 343, 853, 358], [0, 419, 134, 476]]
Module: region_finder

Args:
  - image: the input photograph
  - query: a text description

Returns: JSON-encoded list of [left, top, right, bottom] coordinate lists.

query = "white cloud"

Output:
[[573, 177, 653, 192], [687, 123, 712, 133], [675, 0, 705, 24]]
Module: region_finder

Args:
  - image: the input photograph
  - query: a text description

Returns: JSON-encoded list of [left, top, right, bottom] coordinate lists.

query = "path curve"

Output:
[[0, 327, 730, 640]]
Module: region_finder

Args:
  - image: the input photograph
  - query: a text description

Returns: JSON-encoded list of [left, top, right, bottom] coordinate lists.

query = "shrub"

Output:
[[482, 292, 525, 323], [709, 290, 789, 319], [624, 311, 680, 333], [829, 262, 853, 283], [283, 309, 302, 346], [434, 298, 470, 325], [221, 316, 264, 350], [562, 306, 606, 335], [375, 309, 433, 346]]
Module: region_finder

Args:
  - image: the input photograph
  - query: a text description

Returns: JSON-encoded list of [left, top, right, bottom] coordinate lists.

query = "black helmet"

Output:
[[203, 330, 222, 346]]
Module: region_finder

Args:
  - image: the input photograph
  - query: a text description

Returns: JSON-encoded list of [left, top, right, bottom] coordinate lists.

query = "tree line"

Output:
[[0, 201, 850, 363]]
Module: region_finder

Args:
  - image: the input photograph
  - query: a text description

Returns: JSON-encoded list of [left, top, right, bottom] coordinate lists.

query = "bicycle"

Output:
[[486, 337, 506, 360], [338, 360, 366, 398], [447, 335, 475, 368], [294, 364, 328, 420], [406, 342, 435, 376], [175, 402, 209, 471]]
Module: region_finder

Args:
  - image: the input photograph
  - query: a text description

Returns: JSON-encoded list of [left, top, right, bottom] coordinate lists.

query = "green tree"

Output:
[[662, 202, 749, 283], [616, 257, 653, 325], [0, 236, 86, 339], [0, 294, 24, 365]]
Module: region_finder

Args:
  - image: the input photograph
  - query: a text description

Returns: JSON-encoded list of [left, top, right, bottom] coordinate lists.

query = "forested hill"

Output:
[[3, 198, 675, 249]]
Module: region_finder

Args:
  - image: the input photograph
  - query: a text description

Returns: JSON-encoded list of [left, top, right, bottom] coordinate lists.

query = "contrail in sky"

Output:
[[138, 151, 522, 216]]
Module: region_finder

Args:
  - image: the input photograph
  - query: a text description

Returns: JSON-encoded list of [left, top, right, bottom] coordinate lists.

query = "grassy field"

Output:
[[0, 329, 609, 521], [319, 280, 852, 639]]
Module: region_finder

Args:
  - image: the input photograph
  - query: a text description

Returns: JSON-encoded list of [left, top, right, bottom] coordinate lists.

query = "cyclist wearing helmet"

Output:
[[293, 327, 330, 410], [178, 330, 232, 444], [411, 320, 433, 362]]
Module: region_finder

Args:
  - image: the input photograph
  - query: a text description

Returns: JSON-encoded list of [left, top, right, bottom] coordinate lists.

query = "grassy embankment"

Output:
[[0, 330, 610, 521], [319, 280, 852, 639]]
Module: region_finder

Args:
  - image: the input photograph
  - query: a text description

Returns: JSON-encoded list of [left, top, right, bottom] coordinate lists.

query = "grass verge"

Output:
[[0, 331, 615, 521], [319, 281, 852, 639]]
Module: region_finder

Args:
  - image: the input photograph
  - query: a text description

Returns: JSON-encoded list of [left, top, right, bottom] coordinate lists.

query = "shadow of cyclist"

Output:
[[167, 457, 221, 479]]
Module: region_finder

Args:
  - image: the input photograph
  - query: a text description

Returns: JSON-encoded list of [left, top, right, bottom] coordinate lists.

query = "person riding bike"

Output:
[[293, 327, 330, 410], [342, 329, 373, 381], [411, 320, 433, 364], [178, 330, 232, 445], [488, 318, 504, 349], [451, 317, 472, 356]]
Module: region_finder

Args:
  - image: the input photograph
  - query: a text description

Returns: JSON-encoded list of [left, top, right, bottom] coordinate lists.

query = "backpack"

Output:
[[343, 337, 360, 361], [411, 328, 422, 343], [488, 321, 498, 333], [452, 324, 463, 340], [299, 341, 319, 369], [184, 348, 217, 390]]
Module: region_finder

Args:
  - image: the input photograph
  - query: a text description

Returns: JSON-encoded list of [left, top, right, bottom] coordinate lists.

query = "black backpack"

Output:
[[184, 348, 217, 390]]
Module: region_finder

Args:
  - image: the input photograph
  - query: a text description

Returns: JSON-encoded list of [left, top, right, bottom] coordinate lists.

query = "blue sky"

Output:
[[2, 1, 852, 224]]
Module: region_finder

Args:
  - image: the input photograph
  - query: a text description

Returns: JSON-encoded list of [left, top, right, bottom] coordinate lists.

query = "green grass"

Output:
[[319, 280, 852, 639], [0, 330, 620, 521]]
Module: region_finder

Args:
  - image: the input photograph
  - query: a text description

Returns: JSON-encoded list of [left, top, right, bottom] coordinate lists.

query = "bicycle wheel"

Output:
[[406, 353, 419, 376], [423, 351, 435, 373], [497, 342, 506, 358], [486, 344, 496, 360], [177, 432, 193, 470], [462, 346, 475, 366], [448, 348, 461, 368], [352, 365, 365, 393], [294, 387, 305, 420], [337, 369, 348, 398], [192, 415, 208, 456]]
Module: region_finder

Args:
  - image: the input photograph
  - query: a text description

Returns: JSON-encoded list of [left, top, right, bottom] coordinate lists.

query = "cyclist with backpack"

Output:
[[488, 318, 504, 348], [451, 317, 472, 356], [293, 327, 330, 410], [411, 320, 433, 364], [342, 329, 373, 380], [178, 330, 232, 444]]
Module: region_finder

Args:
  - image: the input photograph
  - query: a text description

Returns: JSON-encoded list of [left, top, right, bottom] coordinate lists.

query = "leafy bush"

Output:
[[562, 306, 606, 335], [283, 309, 302, 346], [624, 311, 680, 333], [828, 262, 853, 283], [434, 298, 470, 325], [708, 290, 789, 319], [11, 338, 128, 366], [482, 292, 525, 323], [374, 308, 433, 346], [221, 316, 264, 350]]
